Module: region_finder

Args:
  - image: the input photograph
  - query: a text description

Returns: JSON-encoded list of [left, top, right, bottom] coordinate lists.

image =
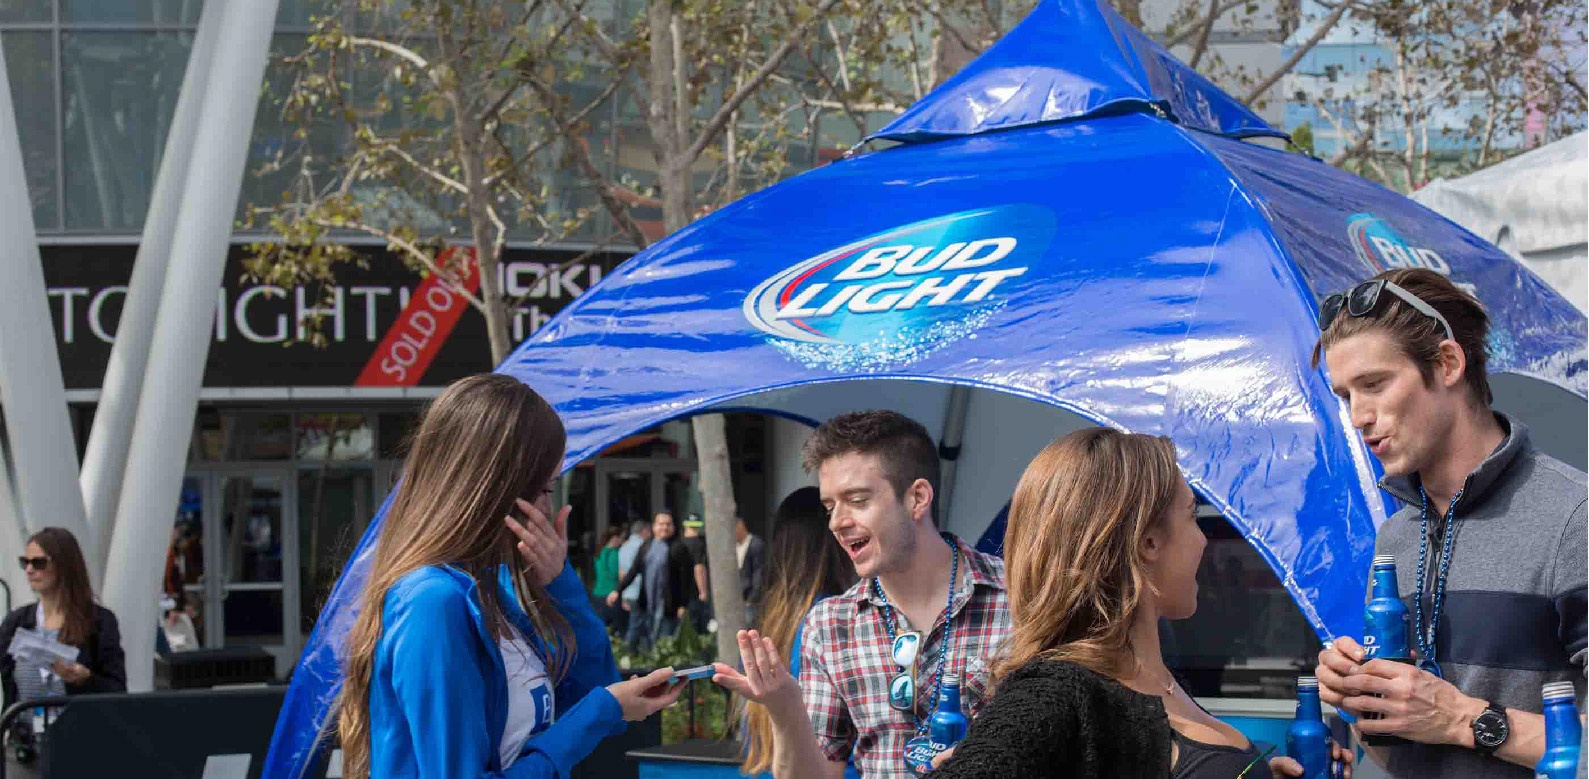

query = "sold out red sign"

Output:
[[355, 247, 481, 386]]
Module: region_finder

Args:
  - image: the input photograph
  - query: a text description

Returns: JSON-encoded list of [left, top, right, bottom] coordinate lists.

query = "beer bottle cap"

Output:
[[1297, 676, 1319, 690], [1372, 554, 1396, 569], [943, 670, 960, 687], [1542, 681, 1576, 701]]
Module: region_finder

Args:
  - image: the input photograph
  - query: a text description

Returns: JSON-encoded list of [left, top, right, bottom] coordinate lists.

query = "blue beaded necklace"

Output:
[[1413, 485, 1463, 678], [874, 536, 961, 737]]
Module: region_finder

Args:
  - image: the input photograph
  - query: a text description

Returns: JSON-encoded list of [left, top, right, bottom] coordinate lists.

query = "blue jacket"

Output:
[[369, 560, 623, 778]]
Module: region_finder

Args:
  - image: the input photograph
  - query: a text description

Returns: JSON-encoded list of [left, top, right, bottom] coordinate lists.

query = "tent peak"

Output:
[[868, 0, 1284, 144]]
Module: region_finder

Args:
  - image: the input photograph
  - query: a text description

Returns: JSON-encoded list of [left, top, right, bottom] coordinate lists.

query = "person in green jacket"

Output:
[[590, 526, 626, 626]]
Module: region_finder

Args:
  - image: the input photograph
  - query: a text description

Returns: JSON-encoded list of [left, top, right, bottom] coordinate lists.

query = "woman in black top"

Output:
[[0, 527, 126, 708], [925, 429, 1353, 778]]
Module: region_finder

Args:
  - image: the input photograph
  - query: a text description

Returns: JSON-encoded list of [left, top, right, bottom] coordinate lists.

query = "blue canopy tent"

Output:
[[265, 0, 1586, 774]]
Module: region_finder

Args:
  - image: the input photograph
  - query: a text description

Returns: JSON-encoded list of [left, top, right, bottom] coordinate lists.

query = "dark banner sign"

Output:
[[42, 243, 629, 390]]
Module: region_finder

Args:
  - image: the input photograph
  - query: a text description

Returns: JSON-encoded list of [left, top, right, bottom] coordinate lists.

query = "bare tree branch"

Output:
[[1242, 1, 1353, 105], [504, 239, 620, 309], [366, 139, 469, 193], [523, 74, 652, 248], [551, 0, 648, 94], [345, 35, 438, 80], [487, 75, 623, 186], [1165, 0, 1251, 48], [1188, 0, 1219, 68], [1326, 117, 1376, 166], [792, 46, 870, 134], [908, 0, 979, 57], [306, 215, 488, 312], [682, 0, 845, 167]]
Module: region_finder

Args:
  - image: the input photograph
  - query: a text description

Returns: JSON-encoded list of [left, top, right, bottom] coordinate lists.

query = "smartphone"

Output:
[[670, 665, 716, 683]]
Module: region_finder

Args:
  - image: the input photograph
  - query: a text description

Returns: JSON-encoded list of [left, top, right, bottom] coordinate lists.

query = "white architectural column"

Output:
[[104, 0, 282, 692], [0, 41, 93, 574], [0, 432, 34, 611], [79, 1, 223, 578]]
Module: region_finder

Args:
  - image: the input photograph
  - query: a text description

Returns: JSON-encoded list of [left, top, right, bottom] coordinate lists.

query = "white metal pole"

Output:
[[79, 0, 223, 579], [103, 0, 281, 692], [0, 432, 34, 612], [0, 40, 93, 576]]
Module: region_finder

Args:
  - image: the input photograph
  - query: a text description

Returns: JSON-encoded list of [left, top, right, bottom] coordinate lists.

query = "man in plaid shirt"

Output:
[[719, 410, 1011, 778]]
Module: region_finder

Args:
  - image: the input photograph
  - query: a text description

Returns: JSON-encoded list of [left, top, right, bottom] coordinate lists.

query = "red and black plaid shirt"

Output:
[[797, 536, 1010, 778]]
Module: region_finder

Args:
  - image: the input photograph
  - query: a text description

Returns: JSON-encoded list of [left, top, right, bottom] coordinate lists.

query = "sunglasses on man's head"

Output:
[[18, 556, 49, 571], [1317, 279, 1454, 341]]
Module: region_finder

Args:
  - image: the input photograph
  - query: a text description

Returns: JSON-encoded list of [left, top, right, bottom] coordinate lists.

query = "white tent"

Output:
[[1412, 134, 1588, 312]]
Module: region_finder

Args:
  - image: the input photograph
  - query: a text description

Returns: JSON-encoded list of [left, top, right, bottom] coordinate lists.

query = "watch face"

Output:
[[1474, 709, 1509, 748]]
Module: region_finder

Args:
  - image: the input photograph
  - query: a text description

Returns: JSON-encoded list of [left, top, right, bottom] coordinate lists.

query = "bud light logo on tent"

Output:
[[744, 205, 1054, 372], [1347, 213, 1450, 275]]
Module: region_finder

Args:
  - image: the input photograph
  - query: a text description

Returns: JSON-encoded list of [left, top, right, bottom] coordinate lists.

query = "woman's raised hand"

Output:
[[505, 498, 570, 587]]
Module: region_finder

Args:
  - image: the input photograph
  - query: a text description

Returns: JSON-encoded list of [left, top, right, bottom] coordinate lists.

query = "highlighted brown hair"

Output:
[[1312, 268, 1492, 406], [740, 487, 857, 774], [995, 428, 1181, 684], [336, 374, 574, 779]]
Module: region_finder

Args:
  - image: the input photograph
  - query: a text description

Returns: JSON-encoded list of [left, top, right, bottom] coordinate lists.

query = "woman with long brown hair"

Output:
[[337, 374, 683, 779], [736, 486, 859, 777], [929, 428, 1353, 778], [0, 526, 126, 720]]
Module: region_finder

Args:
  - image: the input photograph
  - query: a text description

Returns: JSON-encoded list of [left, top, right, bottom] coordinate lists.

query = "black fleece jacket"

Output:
[[0, 603, 126, 708], [929, 658, 1173, 779]]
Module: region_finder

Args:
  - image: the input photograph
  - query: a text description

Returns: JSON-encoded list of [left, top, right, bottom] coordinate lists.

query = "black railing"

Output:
[[0, 694, 72, 779], [0, 686, 285, 778]]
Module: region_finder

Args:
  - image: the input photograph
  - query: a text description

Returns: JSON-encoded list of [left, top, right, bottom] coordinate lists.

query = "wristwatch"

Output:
[[1471, 701, 1509, 757]]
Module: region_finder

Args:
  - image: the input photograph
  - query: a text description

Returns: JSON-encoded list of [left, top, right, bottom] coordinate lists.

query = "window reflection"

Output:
[[62, 31, 192, 230], [2, 31, 58, 230]]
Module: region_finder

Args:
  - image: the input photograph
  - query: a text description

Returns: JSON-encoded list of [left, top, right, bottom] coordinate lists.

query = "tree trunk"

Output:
[[1114, 0, 1144, 27], [646, 0, 745, 668], [459, 130, 514, 364], [692, 415, 745, 655], [438, 16, 514, 364], [1396, 43, 1418, 193]]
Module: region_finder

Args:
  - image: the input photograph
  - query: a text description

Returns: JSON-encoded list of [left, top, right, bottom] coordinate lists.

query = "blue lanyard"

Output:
[[1413, 485, 1462, 676], [875, 537, 960, 735]]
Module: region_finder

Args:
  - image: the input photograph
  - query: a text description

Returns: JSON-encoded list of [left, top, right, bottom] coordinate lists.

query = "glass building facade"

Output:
[[7, 0, 1319, 696]]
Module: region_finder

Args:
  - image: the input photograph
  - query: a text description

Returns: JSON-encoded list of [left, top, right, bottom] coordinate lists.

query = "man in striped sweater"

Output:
[[1312, 268, 1586, 778]]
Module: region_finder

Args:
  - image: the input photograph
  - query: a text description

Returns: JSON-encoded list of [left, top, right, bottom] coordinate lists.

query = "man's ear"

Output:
[[1436, 340, 1467, 391], [907, 478, 934, 524]]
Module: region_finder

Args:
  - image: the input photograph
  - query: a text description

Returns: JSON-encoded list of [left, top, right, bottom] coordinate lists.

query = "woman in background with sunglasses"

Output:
[[0, 527, 126, 722]]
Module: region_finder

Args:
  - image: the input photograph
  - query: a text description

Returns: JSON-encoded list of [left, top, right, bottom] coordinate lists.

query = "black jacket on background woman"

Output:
[[0, 603, 127, 707], [929, 659, 1174, 779]]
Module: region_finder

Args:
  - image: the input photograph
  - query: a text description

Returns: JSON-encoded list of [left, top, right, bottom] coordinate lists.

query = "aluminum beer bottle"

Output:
[[1535, 681, 1582, 779], [1286, 676, 1331, 779], [1363, 555, 1410, 660], [904, 670, 969, 774], [929, 671, 968, 747], [1362, 554, 1413, 747]]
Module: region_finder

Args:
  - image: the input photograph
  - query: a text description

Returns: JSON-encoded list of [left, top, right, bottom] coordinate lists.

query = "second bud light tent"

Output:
[[264, 0, 1587, 774]]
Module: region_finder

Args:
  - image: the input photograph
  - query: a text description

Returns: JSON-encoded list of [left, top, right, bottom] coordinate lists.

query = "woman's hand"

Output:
[[1268, 740, 1354, 778], [51, 660, 90, 684], [712, 630, 803, 719], [505, 499, 570, 587], [930, 747, 956, 769], [606, 668, 687, 721]]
